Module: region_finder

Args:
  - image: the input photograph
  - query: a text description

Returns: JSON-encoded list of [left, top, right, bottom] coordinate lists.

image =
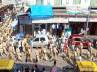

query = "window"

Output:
[[36, 0, 44, 5], [73, 0, 81, 4], [55, 0, 62, 6], [34, 38, 39, 41], [66, 0, 69, 4], [40, 37, 45, 41]]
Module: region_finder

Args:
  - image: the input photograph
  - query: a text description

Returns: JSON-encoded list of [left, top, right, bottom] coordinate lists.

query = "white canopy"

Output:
[[32, 17, 68, 24]]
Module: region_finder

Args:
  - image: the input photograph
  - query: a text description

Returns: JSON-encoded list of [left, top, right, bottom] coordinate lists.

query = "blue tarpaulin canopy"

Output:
[[29, 5, 53, 19], [15, 32, 25, 40]]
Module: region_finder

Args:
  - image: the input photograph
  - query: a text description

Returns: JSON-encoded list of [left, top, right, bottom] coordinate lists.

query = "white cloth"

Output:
[[57, 24, 59, 29], [18, 40, 22, 47], [42, 29, 46, 35], [52, 24, 55, 29], [38, 31, 41, 35]]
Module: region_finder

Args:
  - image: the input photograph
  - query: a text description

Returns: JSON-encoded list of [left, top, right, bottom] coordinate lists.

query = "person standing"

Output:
[[52, 24, 56, 36], [25, 41, 32, 62], [18, 39, 23, 53], [0, 43, 3, 56], [50, 60, 58, 72], [2, 41, 7, 55], [16, 48, 22, 61], [9, 46, 15, 59], [80, 42, 83, 56], [40, 67, 45, 72], [53, 46, 58, 60], [33, 64, 40, 72]]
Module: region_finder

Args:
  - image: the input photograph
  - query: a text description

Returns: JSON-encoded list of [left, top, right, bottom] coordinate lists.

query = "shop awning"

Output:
[[11, 19, 18, 28], [32, 17, 68, 23], [29, 5, 53, 19]]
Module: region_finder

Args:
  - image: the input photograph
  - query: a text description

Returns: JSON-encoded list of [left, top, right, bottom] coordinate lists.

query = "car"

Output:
[[68, 34, 92, 49], [30, 35, 49, 48]]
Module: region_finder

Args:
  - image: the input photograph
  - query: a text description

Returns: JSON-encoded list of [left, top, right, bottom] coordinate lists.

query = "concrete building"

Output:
[[17, 0, 97, 35]]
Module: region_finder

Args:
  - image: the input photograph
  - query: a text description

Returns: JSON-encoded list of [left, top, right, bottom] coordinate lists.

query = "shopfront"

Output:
[[69, 17, 97, 35], [32, 17, 68, 37]]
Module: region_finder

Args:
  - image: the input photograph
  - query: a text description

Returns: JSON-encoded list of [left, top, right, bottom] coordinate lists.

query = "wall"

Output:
[[25, 0, 90, 8], [90, 0, 97, 8], [2, 0, 16, 5]]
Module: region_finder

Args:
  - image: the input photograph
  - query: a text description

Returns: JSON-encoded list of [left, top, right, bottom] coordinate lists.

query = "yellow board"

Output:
[[0, 59, 14, 70], [76, 61, 97, 72]]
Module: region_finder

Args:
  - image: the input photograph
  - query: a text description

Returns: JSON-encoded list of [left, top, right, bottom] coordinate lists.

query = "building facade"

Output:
[[25, 0, 90, 7], [18, 0, 97, 35]]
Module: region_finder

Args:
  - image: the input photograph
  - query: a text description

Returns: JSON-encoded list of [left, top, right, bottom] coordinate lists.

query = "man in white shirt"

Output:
[[18, 39, 23, 52]]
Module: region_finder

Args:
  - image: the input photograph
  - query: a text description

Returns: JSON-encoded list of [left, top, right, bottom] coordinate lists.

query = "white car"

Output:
[[30, 35, 49, 48]]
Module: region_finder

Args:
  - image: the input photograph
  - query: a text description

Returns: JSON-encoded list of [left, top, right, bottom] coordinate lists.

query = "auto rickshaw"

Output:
[[76, 61, 97, 72], [0, 58, 14, 72]]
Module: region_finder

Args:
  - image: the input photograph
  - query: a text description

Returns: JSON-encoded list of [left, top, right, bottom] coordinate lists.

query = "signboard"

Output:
[[69, 17, 86, 22], [66, 5, 89, 14], [66, 5, 81, 13], [30, 5, 53, 19]]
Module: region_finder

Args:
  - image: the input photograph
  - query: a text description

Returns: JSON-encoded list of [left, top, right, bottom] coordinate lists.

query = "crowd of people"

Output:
[[15, 60, 58, 72], [0, 24, 97, 62], [0, 24, 65, 62], [0, 17, 97, 72]]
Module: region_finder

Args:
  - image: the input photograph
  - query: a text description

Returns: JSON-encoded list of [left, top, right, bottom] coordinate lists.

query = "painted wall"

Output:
[[2, 0, 16, 5], [25, 0, 90, 7]]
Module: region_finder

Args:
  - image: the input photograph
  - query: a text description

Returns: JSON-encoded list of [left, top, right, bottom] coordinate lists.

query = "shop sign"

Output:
[[66, 5, 81, 13], [69, 17, 86, 22]]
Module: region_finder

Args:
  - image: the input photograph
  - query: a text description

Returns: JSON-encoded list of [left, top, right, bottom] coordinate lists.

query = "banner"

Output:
[[30, 5, 53, 19]]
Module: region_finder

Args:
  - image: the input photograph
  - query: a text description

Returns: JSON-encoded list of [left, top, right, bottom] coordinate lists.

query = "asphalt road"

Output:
[[0, 47, 97, 72]]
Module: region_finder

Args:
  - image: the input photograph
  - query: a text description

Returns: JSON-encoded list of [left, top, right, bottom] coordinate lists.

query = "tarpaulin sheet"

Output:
[[29, 5, 53, 19]]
